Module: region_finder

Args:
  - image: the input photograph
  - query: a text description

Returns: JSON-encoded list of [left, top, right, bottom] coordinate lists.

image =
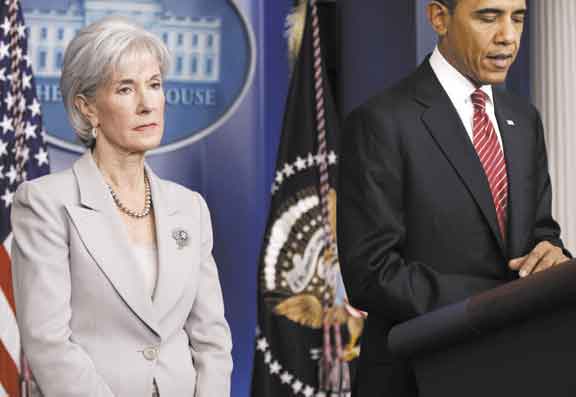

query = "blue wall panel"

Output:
[[339, 0, 417, 116]]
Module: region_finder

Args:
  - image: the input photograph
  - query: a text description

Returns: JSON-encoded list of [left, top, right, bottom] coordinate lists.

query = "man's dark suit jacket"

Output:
[[337, 60, 566, 397]]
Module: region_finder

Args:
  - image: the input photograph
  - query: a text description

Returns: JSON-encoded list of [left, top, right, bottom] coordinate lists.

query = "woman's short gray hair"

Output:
[[60, 16, 170, 147]]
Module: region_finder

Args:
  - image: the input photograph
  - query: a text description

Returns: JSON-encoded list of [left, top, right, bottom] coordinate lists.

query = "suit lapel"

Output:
[[493, 92, 529, 257], [414, 62, 506, 254], [66, 152, 161, 336], [146, 166, 199, 324]]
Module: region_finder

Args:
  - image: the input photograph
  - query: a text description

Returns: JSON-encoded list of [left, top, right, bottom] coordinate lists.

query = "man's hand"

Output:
[[508, 241, 569, 278]]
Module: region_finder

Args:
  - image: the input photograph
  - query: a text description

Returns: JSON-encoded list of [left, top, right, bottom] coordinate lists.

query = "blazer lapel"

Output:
[[146, 166, 199, 324], [65, 152, 161, 336], [494, 92, 530, 258], [414, 62, 506, 254]]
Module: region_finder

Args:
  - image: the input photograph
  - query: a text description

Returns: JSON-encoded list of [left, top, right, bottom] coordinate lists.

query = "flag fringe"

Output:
[[285, 0, 307, 68]]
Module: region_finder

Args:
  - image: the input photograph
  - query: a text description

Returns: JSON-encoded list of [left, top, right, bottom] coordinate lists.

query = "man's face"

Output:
[[438, 0, 527, 86]]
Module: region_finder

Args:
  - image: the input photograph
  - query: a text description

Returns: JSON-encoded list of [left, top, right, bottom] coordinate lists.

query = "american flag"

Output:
[[0, 0, 49, 396]]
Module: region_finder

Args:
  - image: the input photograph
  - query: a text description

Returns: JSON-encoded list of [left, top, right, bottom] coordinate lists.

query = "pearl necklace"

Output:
[[108, 173, 152, 218]]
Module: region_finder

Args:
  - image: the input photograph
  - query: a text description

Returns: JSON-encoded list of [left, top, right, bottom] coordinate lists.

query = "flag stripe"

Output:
[[0, 247, 15, 312], [0, 340, 18, 397], [1, 0, 50, 395], [0, 238, 19, 397], [0, 283, 20, 370]]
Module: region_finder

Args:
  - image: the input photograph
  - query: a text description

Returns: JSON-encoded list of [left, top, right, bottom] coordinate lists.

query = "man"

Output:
[[337, 0, 570, 396]]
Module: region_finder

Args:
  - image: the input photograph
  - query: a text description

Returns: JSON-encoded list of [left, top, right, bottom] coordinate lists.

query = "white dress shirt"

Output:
[[429, 46, 504, 148]]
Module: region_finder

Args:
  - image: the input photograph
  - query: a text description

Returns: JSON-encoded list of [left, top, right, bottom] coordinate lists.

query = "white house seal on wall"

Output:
[[23, 0, 256, 154]]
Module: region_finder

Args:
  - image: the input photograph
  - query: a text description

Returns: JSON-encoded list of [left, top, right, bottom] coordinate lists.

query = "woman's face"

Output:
[[88, 51, 165, 155]]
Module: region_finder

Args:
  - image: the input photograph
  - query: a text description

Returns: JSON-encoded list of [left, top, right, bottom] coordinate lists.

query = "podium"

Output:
[[388, 260, 576, 397]]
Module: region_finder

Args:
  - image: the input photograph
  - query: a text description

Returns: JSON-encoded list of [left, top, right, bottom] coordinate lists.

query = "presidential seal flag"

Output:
[[251, 1, 363, 396], [0, 0, 50, 396]]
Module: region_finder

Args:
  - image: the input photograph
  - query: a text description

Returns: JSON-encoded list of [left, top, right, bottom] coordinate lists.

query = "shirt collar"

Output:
[[429, 46, 493, 106]]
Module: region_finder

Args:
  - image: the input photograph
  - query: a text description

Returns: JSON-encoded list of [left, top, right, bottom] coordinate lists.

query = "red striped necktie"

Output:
[[471, 89, 508, 238]]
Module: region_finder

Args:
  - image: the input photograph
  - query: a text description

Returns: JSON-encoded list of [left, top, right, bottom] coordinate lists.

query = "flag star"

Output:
[[328, 151, 337, 165], [315, 153, 325, 165], [292, 380, 303, 393], [307, 153, 315, 167], [271, 184, 278, 194], [1, 188, 14, 208], [256, 338, 269, 352], [0, 67, 5, 81], [4, 92, 14, 110], [22, 72, 31, 90], [0, 41, 9, 60], [309, 348, 321, 360], [264, 351, 272, 363], [17, 23, 26, 39], [295, 156, 307, 170], [24, 122, 36, 139], [23, 55, 31, 67], [0, 140, 7, 157], [0, 115, 13, 134], [280, 371, 293, 384], [6, 165, 17, 184], [28, 98, 41, 117], [275, 171, 284, 185], [0, 18, 10, 36], [14, 46, 22, 61], [35, 148, 49, 167], [303, 386, 314, 397], [269, 361, 281, 374], [283, 163, 295, 177]]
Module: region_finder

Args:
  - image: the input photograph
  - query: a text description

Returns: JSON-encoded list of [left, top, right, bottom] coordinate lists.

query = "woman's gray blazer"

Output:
[[10, 152, 233, 396]]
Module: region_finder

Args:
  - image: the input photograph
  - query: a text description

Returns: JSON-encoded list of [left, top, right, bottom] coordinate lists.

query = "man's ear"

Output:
[[427, 1, 450, 37], [74, 94, 99, 128]]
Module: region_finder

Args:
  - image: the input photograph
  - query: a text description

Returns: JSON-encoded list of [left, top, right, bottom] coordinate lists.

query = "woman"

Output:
[[11, 16, 232, 396]]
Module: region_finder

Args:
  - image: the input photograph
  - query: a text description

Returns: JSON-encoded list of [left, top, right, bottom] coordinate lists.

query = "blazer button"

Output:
[[143, 347, 158, 361]]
